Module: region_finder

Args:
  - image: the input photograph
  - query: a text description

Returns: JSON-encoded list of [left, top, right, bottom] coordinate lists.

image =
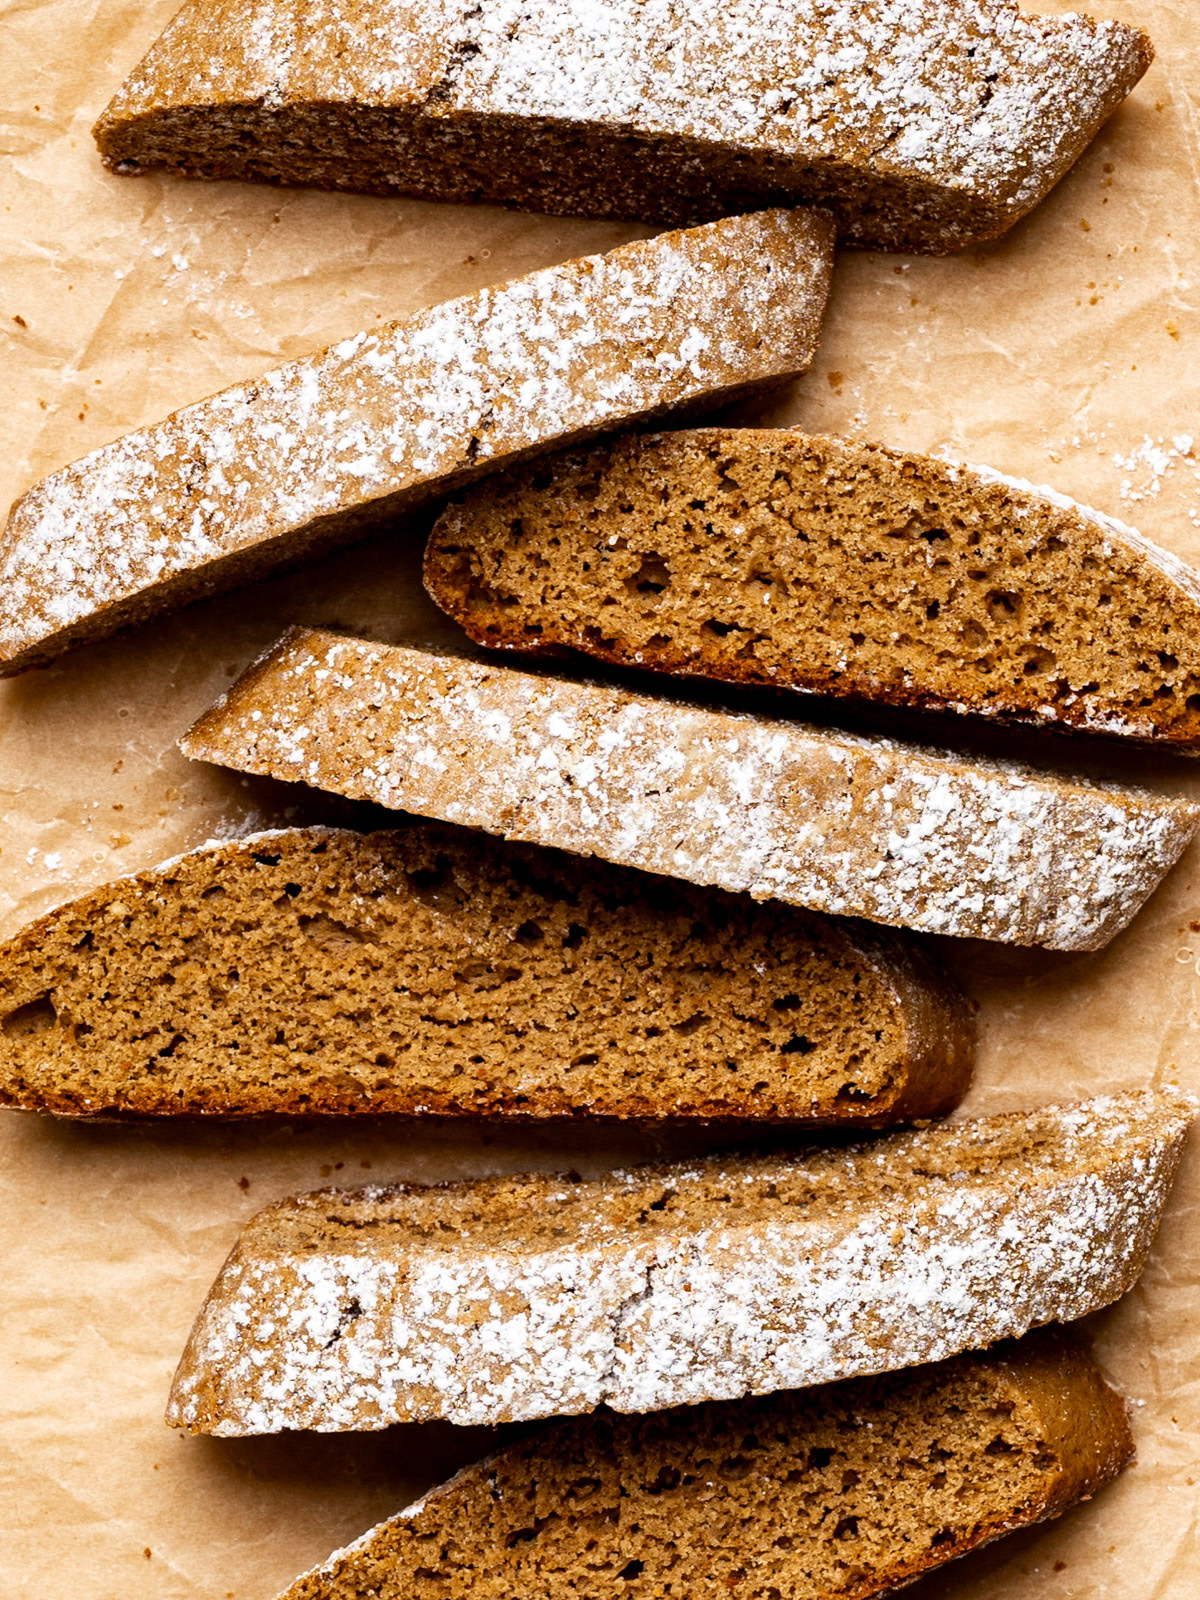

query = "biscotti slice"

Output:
[[92, 0, 1151, 253], [0, 823, 972, 1122], [166, 1089, 1191, 1433], [0, 210, 833, 676], [180, 628, 1200, 950], [426, 427, 1200, 751], [274, 1328, 1132, 1600]]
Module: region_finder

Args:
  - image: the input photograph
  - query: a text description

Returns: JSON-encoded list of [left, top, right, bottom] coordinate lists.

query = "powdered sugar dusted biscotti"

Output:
[[165, 1090, 1192, 1434], [93, 0, 1153, 251], [180, 628, 1200, 950], [0, 209, 833, 674]]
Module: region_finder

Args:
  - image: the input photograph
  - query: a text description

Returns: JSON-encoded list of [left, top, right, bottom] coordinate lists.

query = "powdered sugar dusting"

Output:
[[451, 0, 1141, 206], [165, 1090, 1192, 1434], [0, 210, 832, 670], [103, 0, 1150, 247], [180, 628, 1199, 950]]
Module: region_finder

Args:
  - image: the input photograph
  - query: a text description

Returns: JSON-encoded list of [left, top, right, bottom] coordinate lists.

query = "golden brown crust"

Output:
[[92, 0, 1153, 253], [0, 823, 971, 1123], [273, 1328, 1133, 1600], [817, 921, 973, 1125], [986, 1326, 1135, 1521], [424, 428, 1200, 751]]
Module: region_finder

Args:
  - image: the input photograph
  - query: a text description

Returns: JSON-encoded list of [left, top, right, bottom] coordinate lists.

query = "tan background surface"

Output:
[[2, 1, 1199, 1595]]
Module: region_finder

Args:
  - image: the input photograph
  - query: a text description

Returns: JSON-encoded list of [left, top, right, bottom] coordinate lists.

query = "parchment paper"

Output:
[[2, 2, 1199, 1596]]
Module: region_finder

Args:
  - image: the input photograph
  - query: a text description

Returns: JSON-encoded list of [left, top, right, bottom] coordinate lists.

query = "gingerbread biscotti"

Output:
[[180, 628, 1200, 950], [166, 1089, 1191, 1434], [274, 1329, 1132, 1600], [0, 208, 833, 675], [0, 823, 972, 1122], [426, 427, 1200, 750], [93, 0, 1151, 253]]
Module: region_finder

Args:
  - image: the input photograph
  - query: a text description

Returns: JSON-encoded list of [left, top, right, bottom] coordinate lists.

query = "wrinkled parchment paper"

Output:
[[3, 2, 1199, 1595]]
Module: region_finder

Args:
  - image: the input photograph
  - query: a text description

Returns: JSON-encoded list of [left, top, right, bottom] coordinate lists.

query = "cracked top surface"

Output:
[[100, 0, 1151, 220], [166, 1089, 1191, 1433], [181, 627, 1200, 951], [0, 208, 832, 673]]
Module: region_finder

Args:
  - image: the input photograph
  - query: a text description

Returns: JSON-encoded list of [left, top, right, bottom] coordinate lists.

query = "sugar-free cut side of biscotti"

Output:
[[93, 0, 1152, 253], [426, 428, 1200, 751], [0, 823, 972, 1122], [274, 1329, 1132, 1600], [180, 629, 1200, 950], [0, 209, 833, 676], [166, 1089, 1191, 1433]]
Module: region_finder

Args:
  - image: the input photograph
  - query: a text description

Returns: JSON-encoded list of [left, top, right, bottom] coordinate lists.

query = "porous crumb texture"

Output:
[[93, 0, 1152, 252], [276, 1330, 1133, 1600], [426, 428, 1200, 750], [166, 1089, 1192, 1433], [0, 823, 972, 1122], [0, 209, 833, 675], [180, 628, 1200, 950]]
